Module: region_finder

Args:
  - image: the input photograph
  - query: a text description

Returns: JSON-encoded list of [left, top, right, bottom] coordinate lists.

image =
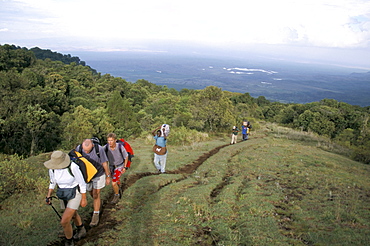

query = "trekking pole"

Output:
[[46, 197, 62, 220]]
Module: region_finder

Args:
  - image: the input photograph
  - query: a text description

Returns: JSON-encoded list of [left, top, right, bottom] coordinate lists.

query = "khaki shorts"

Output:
[[60, 190, 82, 210], [86, 174, 106, 191]]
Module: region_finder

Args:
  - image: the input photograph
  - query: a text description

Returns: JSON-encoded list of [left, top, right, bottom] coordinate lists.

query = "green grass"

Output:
[[1, 124, 369, 245]]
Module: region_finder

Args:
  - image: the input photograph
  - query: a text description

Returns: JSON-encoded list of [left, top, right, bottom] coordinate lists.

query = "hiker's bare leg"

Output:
[[112, 182, 119, 195], [61, 208, 76, 239], [92, 188, 101, 211], [72, 211, 83, 226]]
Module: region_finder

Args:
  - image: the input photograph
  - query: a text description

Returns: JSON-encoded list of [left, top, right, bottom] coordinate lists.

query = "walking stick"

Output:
[[46, 197, 62, 220]]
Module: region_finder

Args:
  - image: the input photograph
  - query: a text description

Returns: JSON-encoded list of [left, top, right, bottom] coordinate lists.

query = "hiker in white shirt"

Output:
[[45, 150, 87, 246]]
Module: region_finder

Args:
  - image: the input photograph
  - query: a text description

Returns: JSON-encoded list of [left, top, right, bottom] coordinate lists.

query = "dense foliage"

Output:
[[0, 44, 369, 163]]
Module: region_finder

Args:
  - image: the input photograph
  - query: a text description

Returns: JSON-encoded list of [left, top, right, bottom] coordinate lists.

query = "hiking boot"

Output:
[[89, 213, 100, 227], [73, 225, 86, 240], [111, 194, 120, 204], [65, 238, 74, 246]]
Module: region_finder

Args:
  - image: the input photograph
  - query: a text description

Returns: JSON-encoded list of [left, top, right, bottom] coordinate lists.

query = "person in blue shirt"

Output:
[[152, 125, 168, 173], [241, 121, 251, 141]]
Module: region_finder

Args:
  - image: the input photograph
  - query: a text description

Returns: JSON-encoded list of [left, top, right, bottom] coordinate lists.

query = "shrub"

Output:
[[144, 126, 209, 146], [0, 154, 43, 201]]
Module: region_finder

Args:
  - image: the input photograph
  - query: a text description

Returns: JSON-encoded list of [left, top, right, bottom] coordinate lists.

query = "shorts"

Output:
[[110, 165, 124, 184], [60, 190, 82, 210], [86, 174, 106, 191]]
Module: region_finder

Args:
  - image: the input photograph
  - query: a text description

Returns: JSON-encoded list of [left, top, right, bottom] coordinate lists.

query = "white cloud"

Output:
[[1, 0, 370, 49]]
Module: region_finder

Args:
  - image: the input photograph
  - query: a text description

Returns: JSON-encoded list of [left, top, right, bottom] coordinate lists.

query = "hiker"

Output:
[[241, 121, 250, 141], [44, 150, 87, 246], [231, 126, 239, 144], [105, 133, 129, 204], [77, 138, 110, 227], [152, 125, 168, 173]]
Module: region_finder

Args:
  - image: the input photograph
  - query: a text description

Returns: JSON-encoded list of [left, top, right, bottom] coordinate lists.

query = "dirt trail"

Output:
[[47, 143, 231, 246]]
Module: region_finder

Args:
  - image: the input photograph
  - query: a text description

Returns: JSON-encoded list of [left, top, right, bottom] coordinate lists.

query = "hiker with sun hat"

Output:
[[44, 150, 87, 246]]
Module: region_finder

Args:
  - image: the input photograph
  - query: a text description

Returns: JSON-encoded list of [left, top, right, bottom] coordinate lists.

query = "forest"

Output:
[[0, 44, 369, 163]]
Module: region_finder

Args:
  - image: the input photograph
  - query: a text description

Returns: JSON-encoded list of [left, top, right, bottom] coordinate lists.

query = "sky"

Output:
[[1, 0, 370, 69]]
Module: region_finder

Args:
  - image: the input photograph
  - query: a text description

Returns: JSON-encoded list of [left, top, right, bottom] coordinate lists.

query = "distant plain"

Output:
[[76, 51, 370, 106]]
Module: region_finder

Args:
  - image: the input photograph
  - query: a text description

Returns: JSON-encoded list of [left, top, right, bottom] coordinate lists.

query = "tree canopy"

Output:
[[0, 44, 369, 163]]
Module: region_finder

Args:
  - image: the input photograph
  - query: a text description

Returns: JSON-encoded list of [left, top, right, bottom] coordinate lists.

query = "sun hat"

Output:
[[44, 151, 70, 169]]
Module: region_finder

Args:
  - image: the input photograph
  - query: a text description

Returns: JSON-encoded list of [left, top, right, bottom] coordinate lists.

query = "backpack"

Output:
[[161, 124, 170, 136], [104, 138, 134, 168], [77, 137, 101, 159], [68, 149, 99, 183], [91, 137, 101, 158]]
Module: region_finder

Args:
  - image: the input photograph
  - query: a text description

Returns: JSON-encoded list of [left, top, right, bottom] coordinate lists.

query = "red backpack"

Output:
[[118, 138, 134, 167], [104, 138, 134, 168]]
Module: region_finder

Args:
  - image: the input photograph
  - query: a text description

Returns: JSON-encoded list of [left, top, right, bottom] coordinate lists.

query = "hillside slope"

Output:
[[76, 125, 370, 246], [1, 125, 369, 246]]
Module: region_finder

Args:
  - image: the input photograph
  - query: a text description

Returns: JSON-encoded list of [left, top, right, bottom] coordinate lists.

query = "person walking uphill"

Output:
[[231, 126, 239, 144], [241, 121, 251, 141], [104, 133, 129, 204], [44, 151, 87, 246], [152, 125, 168, 173], [76, 138, 110, 227]]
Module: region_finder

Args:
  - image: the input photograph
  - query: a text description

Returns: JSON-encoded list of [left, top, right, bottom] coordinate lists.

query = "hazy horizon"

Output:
[[1, 0, 370, 69], [67, 49, 370, 107]]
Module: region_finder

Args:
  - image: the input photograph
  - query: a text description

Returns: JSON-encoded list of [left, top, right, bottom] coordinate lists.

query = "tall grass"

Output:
[[265, 122, 354, 158]]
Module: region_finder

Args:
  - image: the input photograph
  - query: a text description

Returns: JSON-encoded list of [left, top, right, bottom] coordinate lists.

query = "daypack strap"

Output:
[[52, 162, 73, 177], [78, 142, 100, 159], [104, 142, 125, 161]]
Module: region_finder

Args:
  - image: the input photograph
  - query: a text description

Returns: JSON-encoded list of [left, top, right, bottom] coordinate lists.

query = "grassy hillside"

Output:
[[0, 123, 369, 246]]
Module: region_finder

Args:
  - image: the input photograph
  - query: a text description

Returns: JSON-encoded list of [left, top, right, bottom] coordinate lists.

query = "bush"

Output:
[[352, 145, 370, 164], [144, 126, 209, 146], [0, 154, 43, 201]]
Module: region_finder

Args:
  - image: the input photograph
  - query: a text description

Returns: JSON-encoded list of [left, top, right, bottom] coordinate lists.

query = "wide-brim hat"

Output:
[[44, 151, 70, 169]]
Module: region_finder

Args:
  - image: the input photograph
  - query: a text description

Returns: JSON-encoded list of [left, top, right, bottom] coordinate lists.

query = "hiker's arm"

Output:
[[46, 170, 56, 204], [122, 158, 129, 173], [152, 126, 161, 136], [45, 188, 54, 204], [80, 193, 87, 207], [102, 161, 111, 185]]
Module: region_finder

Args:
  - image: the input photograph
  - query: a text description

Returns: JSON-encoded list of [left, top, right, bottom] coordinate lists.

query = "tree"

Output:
[[143, 91, 180, 123], [309, 112, 336, 137], [256, 96, 270, 107], [106, 91, 141, 138], [334, 128, 355, 147], [25, 105, 52, 156], [0, 44, 35, 72], [60, 106, 95, 149], [297, 110, 315, 131], [189, 86, 234, 131]]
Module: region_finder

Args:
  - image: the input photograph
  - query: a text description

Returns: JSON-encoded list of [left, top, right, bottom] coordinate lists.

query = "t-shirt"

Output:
[[48, 162, 87, 193], [232, 127, 239, 135], [106, 143, 128, 166], [241, 126, 248, 134], [154, 135, 167, 148]]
